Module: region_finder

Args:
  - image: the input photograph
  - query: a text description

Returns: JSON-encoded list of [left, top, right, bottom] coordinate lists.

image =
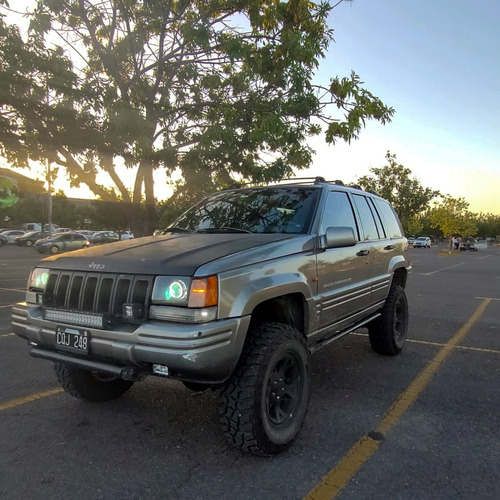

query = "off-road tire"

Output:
[[54, 363, 134, 402], [368, 285, 408, 356], [218, 322, 310, 456]]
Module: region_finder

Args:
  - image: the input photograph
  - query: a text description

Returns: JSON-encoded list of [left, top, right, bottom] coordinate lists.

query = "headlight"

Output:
[[26, 267, 50, 304], [29, 268, 50, 291], [151, 276, 218, 308], [151, 275, 218, 323]]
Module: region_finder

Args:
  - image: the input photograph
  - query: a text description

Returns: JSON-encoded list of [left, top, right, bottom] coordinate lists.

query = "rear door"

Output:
[[317, 190, 371, 330], [351, 194, 394, 307]]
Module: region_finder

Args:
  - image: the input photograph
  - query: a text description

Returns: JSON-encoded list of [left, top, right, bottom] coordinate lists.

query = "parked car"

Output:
[[407, 236, 415, 245], [57, 227, 72, 233], [120, 231, 134, 240], [460, 237, 478, 252], [0, 229, 26, 243], [34, 232, 90, 254], [14, 231, 46, 247], [90, 231, 120, 244], [0, 233, 7, 247], [413, 236, 431, 248]]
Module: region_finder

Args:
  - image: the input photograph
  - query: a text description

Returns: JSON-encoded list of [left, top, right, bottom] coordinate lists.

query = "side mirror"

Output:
[[325, 226, 357, 248]]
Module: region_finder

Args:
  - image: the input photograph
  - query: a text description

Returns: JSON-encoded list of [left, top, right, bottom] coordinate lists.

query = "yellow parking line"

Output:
[[304, 298, 491, 500], [0, 388, 64, 413]]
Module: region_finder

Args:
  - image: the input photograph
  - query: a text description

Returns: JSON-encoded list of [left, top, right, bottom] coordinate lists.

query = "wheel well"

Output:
[[250, 294, 306, 334], [392, 268, 407, 289]]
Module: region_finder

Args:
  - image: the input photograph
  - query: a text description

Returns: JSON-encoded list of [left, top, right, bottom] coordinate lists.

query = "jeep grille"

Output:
[[41, 270, 153, 328]]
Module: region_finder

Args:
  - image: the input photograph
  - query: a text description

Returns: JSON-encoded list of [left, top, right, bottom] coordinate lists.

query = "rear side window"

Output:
[[374, 199, 403, 238], [322, 191, 359, 240], [352, 194, 380, 240]]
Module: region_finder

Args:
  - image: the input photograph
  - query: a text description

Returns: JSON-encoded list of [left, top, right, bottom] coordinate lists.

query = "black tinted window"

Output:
[[322, 191, 359, 240], [173, 187, 320, 234], [374, 199, 403, 238], [352, 194, 380, 240]]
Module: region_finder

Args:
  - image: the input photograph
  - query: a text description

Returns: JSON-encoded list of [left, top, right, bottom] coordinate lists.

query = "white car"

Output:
[[0, 229, 26, 243], [413, 236, 431, 248], [120, 231, 134, 240]]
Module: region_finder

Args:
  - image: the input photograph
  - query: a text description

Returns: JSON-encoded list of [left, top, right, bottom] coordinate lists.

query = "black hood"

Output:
[[39, 233, 295, 275]]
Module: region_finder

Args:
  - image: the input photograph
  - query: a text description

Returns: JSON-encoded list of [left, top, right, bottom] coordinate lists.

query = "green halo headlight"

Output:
[[165, 280, 188, 301], [29, 268, 50, 291]]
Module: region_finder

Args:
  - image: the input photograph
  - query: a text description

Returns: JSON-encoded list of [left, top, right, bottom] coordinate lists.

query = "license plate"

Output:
[[55, 327, 90, 354]]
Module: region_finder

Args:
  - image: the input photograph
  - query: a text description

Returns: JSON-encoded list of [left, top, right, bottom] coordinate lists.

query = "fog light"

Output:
[[153, 364, 170, 377], [123, 303, 143, 319]]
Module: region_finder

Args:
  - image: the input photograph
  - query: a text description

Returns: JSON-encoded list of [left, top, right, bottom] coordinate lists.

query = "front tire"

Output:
[[55, 363, 134, 402], [26, 240, 33, 247], [218, 322, 310, 456], [50, 245, 59, 254], [368, 285, 409, 356]]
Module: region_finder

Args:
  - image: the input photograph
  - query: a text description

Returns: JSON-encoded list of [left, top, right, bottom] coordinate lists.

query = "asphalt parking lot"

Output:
[[0, 243, 499, 499]]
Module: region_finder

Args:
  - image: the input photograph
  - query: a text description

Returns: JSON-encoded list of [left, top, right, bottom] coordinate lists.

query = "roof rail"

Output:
[[223, 177, 365, 191]]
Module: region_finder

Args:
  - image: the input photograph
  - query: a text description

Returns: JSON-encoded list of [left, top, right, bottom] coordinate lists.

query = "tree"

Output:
[[1, 0, 394, 235], [474, 213, 500, 239], [357, 151, 439, 233], [428, 195, 478, 249]]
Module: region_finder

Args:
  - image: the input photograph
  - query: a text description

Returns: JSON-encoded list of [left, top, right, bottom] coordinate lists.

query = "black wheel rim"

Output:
[[265, 352, 303, 427]]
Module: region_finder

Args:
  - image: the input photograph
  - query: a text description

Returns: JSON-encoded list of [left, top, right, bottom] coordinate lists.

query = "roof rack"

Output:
[[224, 177, 365, 191]]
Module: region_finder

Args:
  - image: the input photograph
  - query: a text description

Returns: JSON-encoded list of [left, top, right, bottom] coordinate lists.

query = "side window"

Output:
[[374, 199, 403, 238], [62, 234, 72, 241], [322, 191, 359, 240], [368, 198, 386, 239], [352, 194, 380, 240]]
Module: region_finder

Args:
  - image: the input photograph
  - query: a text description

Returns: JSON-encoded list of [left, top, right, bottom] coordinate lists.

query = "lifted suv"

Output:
[[13, 178, 411, 455]]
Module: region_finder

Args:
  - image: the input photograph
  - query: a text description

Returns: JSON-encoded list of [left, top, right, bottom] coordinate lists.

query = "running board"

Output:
[[309, 312, 381, 354]]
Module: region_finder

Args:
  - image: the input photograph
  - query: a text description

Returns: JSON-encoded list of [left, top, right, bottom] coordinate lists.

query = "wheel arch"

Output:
[[249, 293, 308, 336]]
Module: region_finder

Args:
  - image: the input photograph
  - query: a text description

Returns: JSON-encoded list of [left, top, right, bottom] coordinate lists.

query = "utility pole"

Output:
[[47, 158, 53, 237], [46, 75, 53, 237]]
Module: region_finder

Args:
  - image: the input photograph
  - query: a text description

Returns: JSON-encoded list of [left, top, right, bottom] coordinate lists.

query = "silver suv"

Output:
[[13, 178, 411, 455]]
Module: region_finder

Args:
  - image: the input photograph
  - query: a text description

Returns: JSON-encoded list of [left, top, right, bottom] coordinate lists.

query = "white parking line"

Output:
[[0, 287, 26, 293], [478, 255, 492, 260], [421, 262, 465, 275]]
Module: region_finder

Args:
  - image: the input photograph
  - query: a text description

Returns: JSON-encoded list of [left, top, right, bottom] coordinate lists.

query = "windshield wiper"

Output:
[[196, 227, 253, 234]]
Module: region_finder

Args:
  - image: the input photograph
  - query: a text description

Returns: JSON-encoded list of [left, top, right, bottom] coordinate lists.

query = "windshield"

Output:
[[171, 187, 320, 234]]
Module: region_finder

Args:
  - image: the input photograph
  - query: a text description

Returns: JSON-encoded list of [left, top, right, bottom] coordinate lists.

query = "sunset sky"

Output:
[[303, 0, 499, 214], [2, 0, 499, 214]]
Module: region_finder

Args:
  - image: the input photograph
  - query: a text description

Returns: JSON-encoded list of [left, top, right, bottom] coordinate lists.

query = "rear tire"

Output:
[[55, 363, 134, 402], [218, 322, 310, 456], [368, 286, 408, 356]]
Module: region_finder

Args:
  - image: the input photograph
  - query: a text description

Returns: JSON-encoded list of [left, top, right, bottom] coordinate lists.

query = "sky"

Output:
[[304, 0, 500, 214], [2, 0, 499, 214]]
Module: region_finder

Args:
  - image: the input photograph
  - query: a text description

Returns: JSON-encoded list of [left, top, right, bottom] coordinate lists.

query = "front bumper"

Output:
[[12, 302, 250, 383]]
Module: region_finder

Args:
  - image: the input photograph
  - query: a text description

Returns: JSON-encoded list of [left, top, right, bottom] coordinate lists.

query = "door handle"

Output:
[[356, 250, 370, 256], [384, 245, 394, 250]]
